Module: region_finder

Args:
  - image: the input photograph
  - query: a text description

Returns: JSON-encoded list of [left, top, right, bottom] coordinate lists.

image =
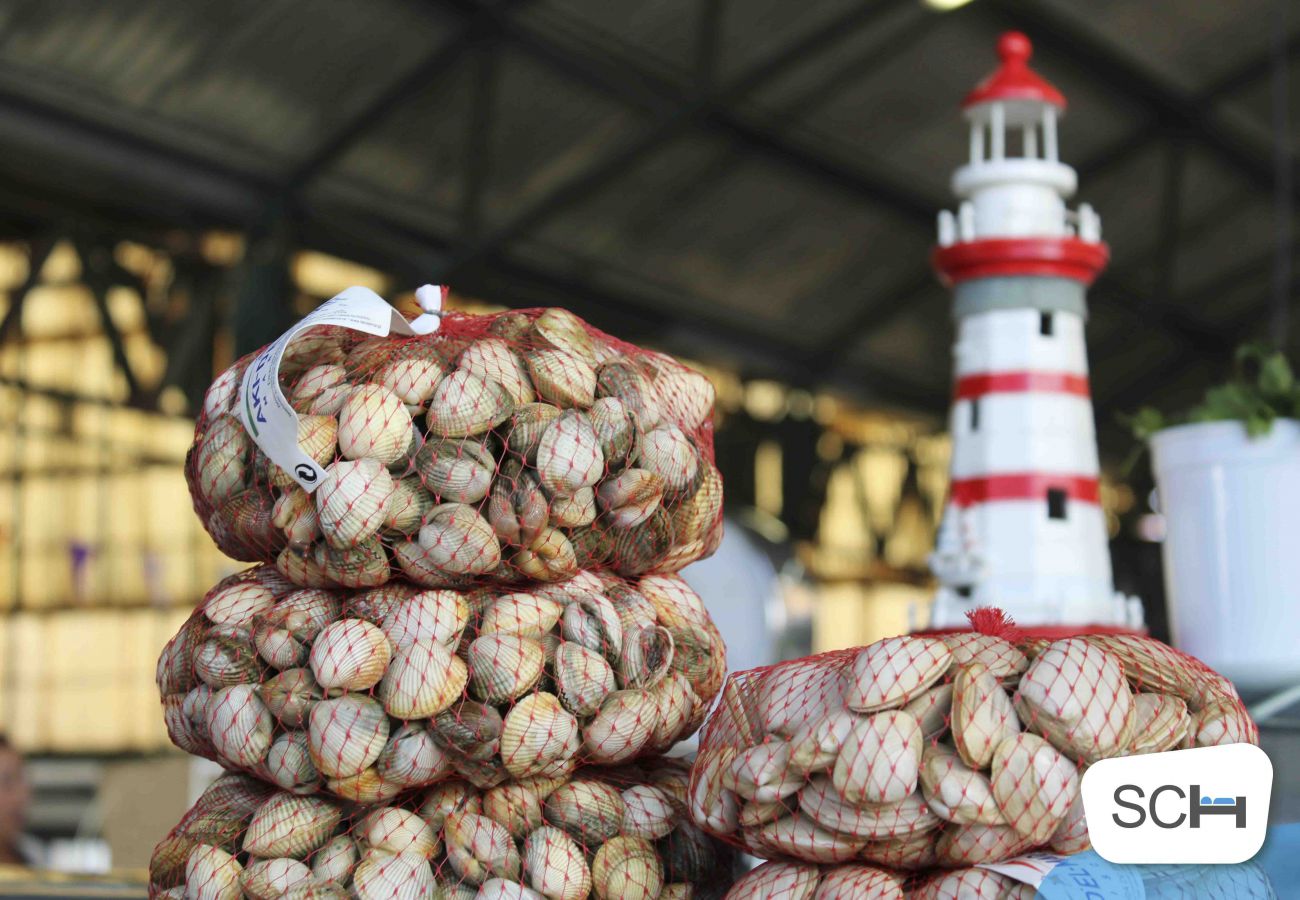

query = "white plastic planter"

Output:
[[1150, 419, 1300, 694]]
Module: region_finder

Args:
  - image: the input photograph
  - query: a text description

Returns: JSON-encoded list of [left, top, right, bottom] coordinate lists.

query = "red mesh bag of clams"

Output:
[[157, 565, 726, 802], [150, 764, 737, 899], [186, 307, 721, 590], [689, 610, 1258, 884], [719, 859, 1037, 900]]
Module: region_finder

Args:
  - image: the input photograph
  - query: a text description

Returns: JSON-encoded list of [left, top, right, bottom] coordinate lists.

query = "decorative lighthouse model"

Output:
[[928, 32, 1144, 632]]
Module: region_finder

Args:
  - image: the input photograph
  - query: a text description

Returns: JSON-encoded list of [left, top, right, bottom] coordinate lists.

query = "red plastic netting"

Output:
[[187, 309, 721, 590], [688, 612, 1257, 871], [718, 859, 1036, 899], [150, 765, 737, 898], [158, 566, 726, 800]]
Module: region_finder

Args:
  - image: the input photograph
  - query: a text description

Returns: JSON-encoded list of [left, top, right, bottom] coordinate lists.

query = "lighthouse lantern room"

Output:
[[927, 32, 1144, 632]]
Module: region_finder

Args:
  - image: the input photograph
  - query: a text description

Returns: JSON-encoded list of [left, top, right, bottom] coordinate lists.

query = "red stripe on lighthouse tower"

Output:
[[949, 473, 1101, 507], [954, 371, 1090, 399]]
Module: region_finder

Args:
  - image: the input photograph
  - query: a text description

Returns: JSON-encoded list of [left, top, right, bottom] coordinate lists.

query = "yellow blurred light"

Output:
[[924, 0, 976, 10], [754, 440, 784, 519]]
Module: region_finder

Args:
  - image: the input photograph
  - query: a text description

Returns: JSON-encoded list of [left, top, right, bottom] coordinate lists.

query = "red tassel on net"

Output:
[[964, 607, 1023, 643]]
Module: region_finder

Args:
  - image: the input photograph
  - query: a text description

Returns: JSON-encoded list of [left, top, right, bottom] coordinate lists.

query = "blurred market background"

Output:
[[0, 0, 1294, 880]]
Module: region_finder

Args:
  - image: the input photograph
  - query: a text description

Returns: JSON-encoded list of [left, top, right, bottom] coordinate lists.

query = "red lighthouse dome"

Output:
[[963, 31, 1066, 111]]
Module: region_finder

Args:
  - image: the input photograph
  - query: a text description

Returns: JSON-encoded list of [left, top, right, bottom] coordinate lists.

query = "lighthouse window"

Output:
[[1039, 311, 1054, 336], [969, 398, 980, 431], [1047, 488, 1067, 520]]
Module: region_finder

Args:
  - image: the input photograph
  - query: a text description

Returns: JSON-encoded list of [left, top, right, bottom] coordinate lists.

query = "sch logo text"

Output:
[[1112, 784, 1246, 829]]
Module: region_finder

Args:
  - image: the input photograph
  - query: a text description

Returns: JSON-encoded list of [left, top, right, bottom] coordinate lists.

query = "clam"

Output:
[[787, 709, 856, 773], [243, 792, 341, 859], [382, 477, 434, 535], [434, 700, 504, 762], [1015, 638, 1132, 762], [445, 811, 521, 885], [504, 403, 562, 462], [846, 636, 952, 713], [379, 638, 467, 718], [633, 425, 698, 494], [911, 868, 1023, 900], [382, 589, 469, 650], [687, 747, 739, 835], [544, 779, 626, 845], [206, 684, 273, 768], [990, 733, 1079, 844], [813, 865, 903, 900], [724, 740, 802, 805], [359, 807, 438, 857], [513, 527, 578, 582], [483, 783, 545, 840], [202, 360, 246, 418], [194, 414, 250, 507], [1050, 790, 1091, 854], [308, 694, 389, 779], [184, 844, 243, 900], [415, 438, 496, 504], [583, 689, 661, 764], [533, 309, 597, 364], [282, 327, 346, 377], [376, 357, 444, 409], [902, 683, 954, 740], [621, 784, 677, 840], [239, 858, 315, 900], [326, 767, 405, 803], [861, 828, 937, 871], [263, 731, 320, 795], [639, 574, 710, 630], [376, 722, 452, 788], [596, 360, 660, 430], [523, 825, 590, 900], [832, 710, 922, 806], [952, 662, 1020, 769], [315, 458, 395, 548], [351, 851, 436, 900], [919, 744, 1003, 826], [347, 583, 418, 623], [943, 633, 1028, 681], [672, 460, 723, 546], [597, 469, 664, 529], [501, 693, 579, 779], [427, 369, 514, 438], [527, 350, 596, 409], [489, 463, 550, 547], [554, 641, 616, 717], [310, 835, 357, 884], [273, 487, 321, 547], [259, 668, 322, 728], [309, 618, 391, 693], [291, 364, 350, 416], [619, 625, 675, 689], [723, 861, 819, 900], [739, 798, 788, 828], [550, 488, 596, 528], [157, 619, 203, 696], [478, 879, 545, 900], [480, 592, 564, 637], [934, 823, 1031, 867], [591, 836, 662, 900], [467, 634, 546, 705], [276, 544, 333, 589], [203, 582, 275, 627], [164, 694, 211, 757], [419, 779, 482, 831], [560, 592, 623, 656], [750, 814, 867, 864], [268, 415, 339, 490], [536, 410, 604, 495], [459, 339, 535, 406], [1128, 692, 1191, 754], [585, 397, 634, 464], [415, 503, 502, 576], [314, 537, 391, 588], [653, 360, 715, 432], [194, 627, 260, 687], [1188, 698, 1255, 746], [799, 776, 938, 839]]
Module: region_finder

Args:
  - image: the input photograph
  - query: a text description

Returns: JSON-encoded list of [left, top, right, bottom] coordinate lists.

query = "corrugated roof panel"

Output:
[[520, 0, 698, 81]]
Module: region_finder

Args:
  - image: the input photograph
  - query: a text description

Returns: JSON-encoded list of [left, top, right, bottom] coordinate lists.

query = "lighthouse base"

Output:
[[926, 584, 1145, 632]]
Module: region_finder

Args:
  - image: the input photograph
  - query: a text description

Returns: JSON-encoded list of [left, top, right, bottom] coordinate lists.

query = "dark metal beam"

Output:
[[459, 41, 499, 242], [75, 239, 144, 406]]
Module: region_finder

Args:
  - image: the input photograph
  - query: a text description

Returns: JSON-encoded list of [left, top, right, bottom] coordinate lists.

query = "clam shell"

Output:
[[652, 360, 714, 432], [383, 477, 434, 535], [376, 721, 452, 787], [291, 364, 350, 415], [206, 684, 273, 768], [560, 592, 623, 656], [513, 527, 578, 582], [799, 777, 939, 840], [990, 733, 1079, 843], [919, 744, 1002, 826], [501, 693, 579, 779], [415, 438, 495, 504], [861, 829, 937, 871], [1015, 638, 1132, 762], [1128, 692, 1191, 754], [943, 633, 1028, 681], [276, 544, 333, 589], [489, 463, 549, 547], [523, 825, 590, 900], [672, 460, 723, 546], [184, 844, 243, 900], [427, 369, 514, 438], [309, 835, 357, 884], [586, 397, 634, 464], [596, 360, 660, 430], [583, 690, 659, 764], [270, 414, 339, 488], [316, 458, 395, 548], [309, 618, 392, 693], [952, 662, 1020, 769], [252, 624, 305, 671], [419, 780, 482, 831], [724, 740, 801, 804], [379, 639, 467, 718], [1189, 699, 1256, 746], [359, 807, 438, 857], [195, 628, 261, 687], [620, 785, 676, 840], [157, 618, 203, 696], [722, 861, 819, 900], [1050, 790, 1091, 854], [813, 864, 903, 900], [314, 537, 391, 588], [468, 634, 546, 705], [351, 851, 435, 900], [203, 582, 275, 627], [934, 823, 1030, 866], [435, 700, 504, 762], [326, 767, 405, 803], [504, 403, 562, 462], [633, 425, 698, 494], [590, 835, 662, 900], [416, 503, 503, 576], [755, 658, 849, 738], [259, 668, 322, 728], [902, 683, 954, 741], [263, 731, 320, 794], [481, 592, 564, 637], [483, 783, 544, 841], [194, 414, 250, 507], [787, 710, 856, 773], [533, 309, 597, 365], [554, 642, 616, 717], [273, 588, 343, 641], [164, 694, 211, 757], [597, 468, 663, 529], [618, 625, 675, 690], [749, 814, 867, 864], [382, 589, 469, 650], [460, 339, 535, 405], [282, 327, 346, 377], [550, 488, 596, 528], [527, 350, 596, 409], [479, 879, 546, 900], [536, 410, 605, 495], [239, 857, 315, 900], [687, 747, 739, 835], [638, 574, 710, 630], [445, 811, 522, 885], [846, 636, 952, 713], [308, 694, 389, 779], [202, 360, 246, 418], [376, 357, 444, 408], [243, 793, 341, 859], [911, 868, 1020, 900], [544, 779, 626, 845], [347, 583, 419, 623], [832, 710, 922, 806]]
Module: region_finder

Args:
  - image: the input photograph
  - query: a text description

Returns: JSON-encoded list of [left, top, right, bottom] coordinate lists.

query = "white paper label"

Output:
[[978, 852, 1067, 887], [238, 286, 421, 492]]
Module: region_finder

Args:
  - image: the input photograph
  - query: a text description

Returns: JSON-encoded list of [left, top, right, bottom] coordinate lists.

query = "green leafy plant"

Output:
[[1124, 344, 1300, 442]]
